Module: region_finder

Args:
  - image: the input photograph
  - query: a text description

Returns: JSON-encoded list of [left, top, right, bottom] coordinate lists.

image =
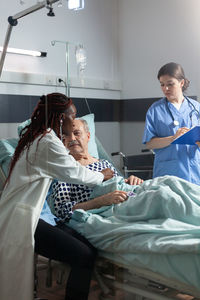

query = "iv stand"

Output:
[[0, 0, 59, 78], [51, 40, 70, 97]]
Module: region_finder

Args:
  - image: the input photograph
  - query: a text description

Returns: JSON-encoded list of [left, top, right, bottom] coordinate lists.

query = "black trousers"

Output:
[[34, 219, 97, 300]]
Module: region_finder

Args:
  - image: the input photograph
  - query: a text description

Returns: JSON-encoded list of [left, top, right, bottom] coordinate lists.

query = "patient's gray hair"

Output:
[[79, 118, 90, 133]]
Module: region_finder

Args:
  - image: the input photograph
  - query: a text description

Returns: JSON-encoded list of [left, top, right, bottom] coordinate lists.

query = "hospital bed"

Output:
[[0, 136, 200, 300], [94, 256, 200, 300]]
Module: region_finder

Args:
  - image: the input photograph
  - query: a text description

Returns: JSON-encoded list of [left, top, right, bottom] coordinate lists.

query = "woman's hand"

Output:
[[173, 127, 189, 140], [101, 168, 114, 181], [196, 141, 200, 147], [125, 175, 143, 185], [99, 190, 128, 205]]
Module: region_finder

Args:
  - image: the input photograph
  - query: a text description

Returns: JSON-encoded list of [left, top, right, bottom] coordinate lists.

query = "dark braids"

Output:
[[5, 93, 72, 185]]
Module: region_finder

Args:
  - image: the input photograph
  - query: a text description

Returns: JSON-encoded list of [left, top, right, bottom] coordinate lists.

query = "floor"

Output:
[[36, 267, 135, 300], [36, 267, 195, 300]]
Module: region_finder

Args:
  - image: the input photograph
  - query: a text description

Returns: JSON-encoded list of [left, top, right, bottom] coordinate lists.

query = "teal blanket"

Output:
[[69, 175, 200, 254]]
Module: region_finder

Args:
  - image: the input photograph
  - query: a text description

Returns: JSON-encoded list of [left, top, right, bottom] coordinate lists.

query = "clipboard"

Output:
[[171, 125, 200, 145]]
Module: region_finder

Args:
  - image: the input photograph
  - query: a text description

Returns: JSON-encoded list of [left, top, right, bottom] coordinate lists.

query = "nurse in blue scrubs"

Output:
[[143, 62, 200, 185]]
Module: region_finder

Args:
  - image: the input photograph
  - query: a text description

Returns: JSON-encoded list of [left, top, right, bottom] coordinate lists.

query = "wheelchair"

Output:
[[111, 149, 154, 180]]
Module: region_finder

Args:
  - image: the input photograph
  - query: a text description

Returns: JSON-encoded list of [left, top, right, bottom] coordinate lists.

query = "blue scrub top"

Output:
[[143, 97, 200, 185]]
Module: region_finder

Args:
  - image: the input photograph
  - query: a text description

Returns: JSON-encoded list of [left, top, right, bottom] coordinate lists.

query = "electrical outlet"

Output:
[[56, 77, 66, 86]]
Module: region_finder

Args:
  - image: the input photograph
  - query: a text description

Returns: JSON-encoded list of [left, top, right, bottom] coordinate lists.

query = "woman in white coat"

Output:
[[0, 93, 113, 300]]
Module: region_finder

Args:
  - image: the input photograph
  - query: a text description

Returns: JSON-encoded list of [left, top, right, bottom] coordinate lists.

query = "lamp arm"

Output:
[[0, 0, 59, 78], [0, 24, 13, 77], [11, 0, 58, 21]]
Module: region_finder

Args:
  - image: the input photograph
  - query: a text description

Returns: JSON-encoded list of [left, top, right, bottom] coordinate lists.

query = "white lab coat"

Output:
[[0, 130, 103, 300]]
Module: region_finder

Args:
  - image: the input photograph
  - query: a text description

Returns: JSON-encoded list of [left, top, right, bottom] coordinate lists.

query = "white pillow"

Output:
[[79, 113, 99, 158]]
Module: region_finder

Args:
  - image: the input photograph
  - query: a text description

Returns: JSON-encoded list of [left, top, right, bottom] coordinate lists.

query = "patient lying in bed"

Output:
[[47, 118, 143, 222], [48, 117, 200, 236], [47, 118, 200, 290], [48, 117, 200, 253]]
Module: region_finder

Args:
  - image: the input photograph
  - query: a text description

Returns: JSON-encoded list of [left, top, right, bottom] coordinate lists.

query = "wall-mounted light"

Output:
[[0, 0, 86, 77], [68, 0, 84, 10], [0, 47, 47, 57]]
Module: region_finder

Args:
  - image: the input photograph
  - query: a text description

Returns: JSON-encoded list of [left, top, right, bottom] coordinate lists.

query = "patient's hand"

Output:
[[74, 190, 128, 211], [125, 175, 143, 185], [99, 190, 128, 205], [101, 168, 114, 181]]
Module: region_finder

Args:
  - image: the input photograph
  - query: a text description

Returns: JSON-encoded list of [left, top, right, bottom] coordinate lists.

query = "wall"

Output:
[[119, 0, 200, 99], [118, 0, 200, 155], [2, 1, 200, 162], [0, 0, 121, 99]]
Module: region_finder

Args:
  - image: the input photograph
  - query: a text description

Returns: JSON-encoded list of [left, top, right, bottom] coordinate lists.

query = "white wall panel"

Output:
[[119, 0, 200, 99]]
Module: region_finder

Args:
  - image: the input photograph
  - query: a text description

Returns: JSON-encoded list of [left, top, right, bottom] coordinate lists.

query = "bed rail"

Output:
[[95, 257, 200, 300]]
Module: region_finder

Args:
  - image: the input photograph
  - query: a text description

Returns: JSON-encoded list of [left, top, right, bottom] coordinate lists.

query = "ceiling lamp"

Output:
[[67, 0, 84, 10]]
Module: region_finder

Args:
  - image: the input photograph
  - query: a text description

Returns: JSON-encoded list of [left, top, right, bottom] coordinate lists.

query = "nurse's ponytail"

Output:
[[182, 78, 190, 92]]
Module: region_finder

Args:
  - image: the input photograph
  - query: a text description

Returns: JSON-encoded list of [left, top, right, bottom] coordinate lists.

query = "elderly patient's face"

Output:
[[64, 119, 90, 155]]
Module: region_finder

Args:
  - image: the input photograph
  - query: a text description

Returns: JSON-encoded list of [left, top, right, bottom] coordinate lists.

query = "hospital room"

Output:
[[1, 0, 200, 300]]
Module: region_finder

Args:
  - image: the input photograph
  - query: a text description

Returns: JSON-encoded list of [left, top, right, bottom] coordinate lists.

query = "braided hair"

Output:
[[6, 93, 72, 185]]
